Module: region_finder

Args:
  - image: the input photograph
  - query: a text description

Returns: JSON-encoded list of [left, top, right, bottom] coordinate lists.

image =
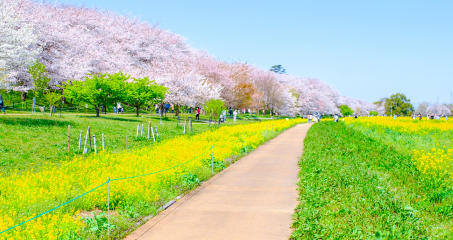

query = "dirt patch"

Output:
[[76, 208, 118, 220]]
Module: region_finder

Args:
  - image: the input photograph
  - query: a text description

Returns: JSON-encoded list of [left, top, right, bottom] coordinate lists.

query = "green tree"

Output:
[[28, 60, 61, 112], [204, 99, 226, 116], [369, 111, 378, 116], [29, 60, 51, 95], [62, 72, 126, 117], [270, 65, 286, 74], [123, 77, 168, 117], [385, 93, 414, 116], [339, 105, 354, 116]]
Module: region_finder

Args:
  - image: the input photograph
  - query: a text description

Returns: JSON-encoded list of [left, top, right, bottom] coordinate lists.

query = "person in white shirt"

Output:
[[233, 110, 237, 122], [117, 102, 122, 114]]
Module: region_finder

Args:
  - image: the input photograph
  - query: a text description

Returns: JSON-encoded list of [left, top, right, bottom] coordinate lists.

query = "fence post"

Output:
[[78, 130, 83, 152], [155, 126, 159, 137], [89, 127, 92, 152], [93, 134, 97, 154], [148, 122, 151, 139], [68, 125, 71, 152], [136, 125, 139, 138], [107, 177, 110, 240], [102, 133, 105, 151], [151, 127, 156, 142], [83, 127, 90, 154]]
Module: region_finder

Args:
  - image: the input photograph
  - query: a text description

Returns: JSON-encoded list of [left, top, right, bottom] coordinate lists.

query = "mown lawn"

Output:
[[291, 122, 453, 239]]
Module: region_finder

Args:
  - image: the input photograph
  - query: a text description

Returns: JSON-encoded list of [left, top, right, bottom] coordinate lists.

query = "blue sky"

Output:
[[61, 0, 453, 104]]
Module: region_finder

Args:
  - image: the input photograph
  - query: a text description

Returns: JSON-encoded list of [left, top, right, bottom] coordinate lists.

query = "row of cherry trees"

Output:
[[1, 0, 373, 116]]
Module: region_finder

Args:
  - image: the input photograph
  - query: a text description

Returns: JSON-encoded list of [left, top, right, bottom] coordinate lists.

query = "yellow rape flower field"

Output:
[[0, 118, 305, 239], [344, 117, 453, 181]]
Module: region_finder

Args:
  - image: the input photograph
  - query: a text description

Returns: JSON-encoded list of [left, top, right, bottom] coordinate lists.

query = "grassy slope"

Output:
[[291, 122, 453, 239], [0, 113, 262, 175]]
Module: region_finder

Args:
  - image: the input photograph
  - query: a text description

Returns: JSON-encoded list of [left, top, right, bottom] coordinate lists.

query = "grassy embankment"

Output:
[[292, 121, 453, 239], [0, 113, 265, 176]]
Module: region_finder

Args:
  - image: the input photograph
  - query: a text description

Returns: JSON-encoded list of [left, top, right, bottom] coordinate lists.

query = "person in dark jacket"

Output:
[[0, 94, 4, 114]]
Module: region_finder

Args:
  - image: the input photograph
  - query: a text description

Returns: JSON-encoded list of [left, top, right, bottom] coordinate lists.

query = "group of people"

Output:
[[407, 113, 450, 121], [426, 114, 448, 120], [113, 102, 123, 113], [307, 114, 321, 123], [221, 108, 238, 123]]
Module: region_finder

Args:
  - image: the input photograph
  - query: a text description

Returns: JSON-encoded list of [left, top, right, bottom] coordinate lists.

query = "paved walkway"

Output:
[[125, 124, 312, 240]]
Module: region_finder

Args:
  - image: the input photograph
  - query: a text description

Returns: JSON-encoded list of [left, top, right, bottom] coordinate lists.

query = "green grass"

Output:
[[0, 113, 263, 176], [346, 121, 453, 155], [291, 122, 453, 239]]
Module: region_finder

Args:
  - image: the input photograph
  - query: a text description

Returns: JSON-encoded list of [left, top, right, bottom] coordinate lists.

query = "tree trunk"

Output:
[[175, 104, 180, 116], [96, 107, 100, 117], [21, 91, 27, 101], [136, 106, 139, 117]]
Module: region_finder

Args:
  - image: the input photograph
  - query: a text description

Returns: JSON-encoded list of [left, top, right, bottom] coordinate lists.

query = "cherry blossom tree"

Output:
[[0, 0, 41, 90], [427, 104, 451, 116], [338, 95, 374, 115], [278, 87, 298, 117], [252, 68, 283, 113]]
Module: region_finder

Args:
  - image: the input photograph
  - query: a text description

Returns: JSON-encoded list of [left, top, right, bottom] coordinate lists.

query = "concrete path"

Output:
[[125, 124, 311, 240]]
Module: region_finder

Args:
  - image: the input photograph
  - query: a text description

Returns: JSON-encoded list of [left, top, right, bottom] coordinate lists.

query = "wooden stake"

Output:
[[89, 127, 92, 152], [78, 130, 83, 152], [93, 134, 97, 154], [148, 122, 151, 139], [83, 127, 90, 154]]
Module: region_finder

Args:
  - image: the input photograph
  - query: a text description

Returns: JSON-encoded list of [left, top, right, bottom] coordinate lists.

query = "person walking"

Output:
[[117, 102, 122, 114], [229, 107, 233, 117], [222, 109, 227, 122], [195, 107, 200, 120], [0, 94, 4, 114], [418, 113, 422, 120], [233, 109, 237, 123]]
